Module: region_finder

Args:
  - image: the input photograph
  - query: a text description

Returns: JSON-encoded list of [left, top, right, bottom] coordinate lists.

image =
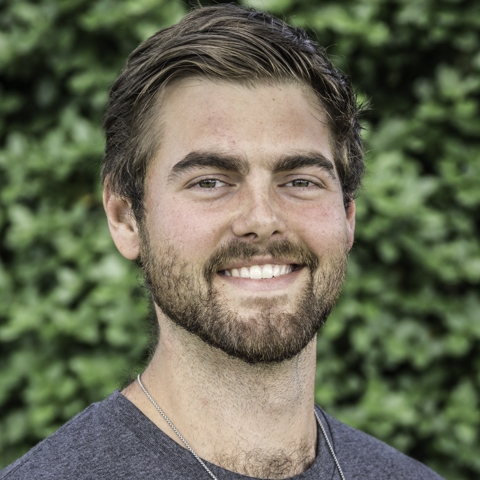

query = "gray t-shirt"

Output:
[[1, 390, 445, 479]]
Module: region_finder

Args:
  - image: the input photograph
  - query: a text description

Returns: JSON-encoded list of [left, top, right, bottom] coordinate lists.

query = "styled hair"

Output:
[[102, 3, 365, 222]]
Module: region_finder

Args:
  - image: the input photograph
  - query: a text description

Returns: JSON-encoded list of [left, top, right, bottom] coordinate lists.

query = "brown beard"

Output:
[[138, 231, 348, 364]]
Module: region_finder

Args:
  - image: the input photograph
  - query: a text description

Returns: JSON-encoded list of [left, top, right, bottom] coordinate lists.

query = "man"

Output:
[[1, 4, 445, 480]]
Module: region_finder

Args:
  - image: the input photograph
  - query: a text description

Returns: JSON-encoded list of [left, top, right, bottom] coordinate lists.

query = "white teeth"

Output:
[[262, 264, 273, 278], [250, 265, 262, 279], [240, 267, 250, 278], [223, 264, 295, 279]]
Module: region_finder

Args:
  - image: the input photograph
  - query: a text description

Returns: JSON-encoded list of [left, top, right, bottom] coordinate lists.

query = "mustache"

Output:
[[203, 239, 319, 282]]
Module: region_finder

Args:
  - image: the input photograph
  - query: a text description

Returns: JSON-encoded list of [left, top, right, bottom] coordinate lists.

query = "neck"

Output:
[[122, 310, 318, 479]]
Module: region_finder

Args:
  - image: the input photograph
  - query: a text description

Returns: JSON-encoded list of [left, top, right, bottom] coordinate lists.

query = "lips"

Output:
[[221, 264, 295, 279], [204, 239, 318, 284]]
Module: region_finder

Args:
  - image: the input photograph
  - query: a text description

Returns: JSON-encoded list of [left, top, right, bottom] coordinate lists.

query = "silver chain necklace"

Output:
[[137, 374, 346, 480]]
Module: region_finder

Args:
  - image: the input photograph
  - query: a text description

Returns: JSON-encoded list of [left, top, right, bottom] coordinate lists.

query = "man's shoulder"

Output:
[[0, 391, 134, 480], [321, 409, 445, 480], [0, 390, 216, 480]]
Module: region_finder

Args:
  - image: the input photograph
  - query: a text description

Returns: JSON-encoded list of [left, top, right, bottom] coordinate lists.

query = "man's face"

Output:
[[139, 78, 355, 363]]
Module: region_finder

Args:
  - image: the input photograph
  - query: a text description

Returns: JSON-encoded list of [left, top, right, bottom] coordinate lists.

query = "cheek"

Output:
[[148, 197, 226, 254], [288, 203, 348, 251]]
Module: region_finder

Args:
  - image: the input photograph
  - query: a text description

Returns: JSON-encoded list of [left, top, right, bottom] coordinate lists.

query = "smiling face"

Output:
[[133, 78, 355, 363]]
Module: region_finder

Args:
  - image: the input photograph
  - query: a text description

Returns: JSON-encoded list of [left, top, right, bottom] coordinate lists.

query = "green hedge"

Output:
[[1, 0, 479, 478]]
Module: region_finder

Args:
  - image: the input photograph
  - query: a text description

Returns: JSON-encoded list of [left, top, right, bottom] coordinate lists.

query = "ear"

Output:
[[346, 199, 356, 251], [103, 185, 140, 260]]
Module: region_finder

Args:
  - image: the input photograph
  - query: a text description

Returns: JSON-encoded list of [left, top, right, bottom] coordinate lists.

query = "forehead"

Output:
[[151, 77, 333, 173]]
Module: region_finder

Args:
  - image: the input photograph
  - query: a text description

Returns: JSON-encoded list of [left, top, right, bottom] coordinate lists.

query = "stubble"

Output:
[[138, 231, 348, 364]]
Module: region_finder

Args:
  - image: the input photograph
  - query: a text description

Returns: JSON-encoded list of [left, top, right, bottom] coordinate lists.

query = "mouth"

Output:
[[218, 263, 303, 279]]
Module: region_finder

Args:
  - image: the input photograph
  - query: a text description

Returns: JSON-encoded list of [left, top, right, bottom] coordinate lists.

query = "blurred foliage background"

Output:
[[0, 0, 479, 478]]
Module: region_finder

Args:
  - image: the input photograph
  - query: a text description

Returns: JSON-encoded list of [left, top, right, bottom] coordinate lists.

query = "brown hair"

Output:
[[102, 4, 365, 221]]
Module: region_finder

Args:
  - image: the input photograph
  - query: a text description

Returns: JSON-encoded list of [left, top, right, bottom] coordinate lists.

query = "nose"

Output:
[[231, 187, 286, 242]]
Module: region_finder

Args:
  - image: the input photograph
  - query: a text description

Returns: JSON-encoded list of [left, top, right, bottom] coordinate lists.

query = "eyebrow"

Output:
[[271, 153, 337, 180], [168, 151, 249, 182], [167, 150, 337, 182]]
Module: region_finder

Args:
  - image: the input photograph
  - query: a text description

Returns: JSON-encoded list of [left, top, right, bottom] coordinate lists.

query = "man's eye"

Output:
[[285, 179, 316, 188], [195, 179, 227, 188]]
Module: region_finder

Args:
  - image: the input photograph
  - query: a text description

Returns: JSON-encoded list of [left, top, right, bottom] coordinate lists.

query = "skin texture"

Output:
[[104, 78, 356, 478]]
